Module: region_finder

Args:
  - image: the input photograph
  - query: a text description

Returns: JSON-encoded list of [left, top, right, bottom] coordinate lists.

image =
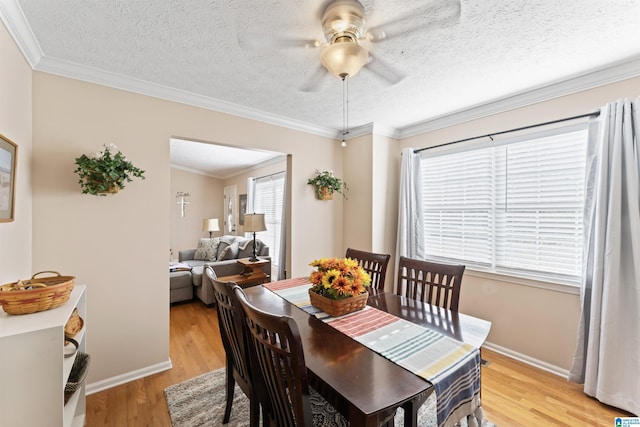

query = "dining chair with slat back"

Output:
[[233, 286, 348, 427], [345, 248, 391, 291], [208, 268, 264, 427], [395, 256, 466, 311]]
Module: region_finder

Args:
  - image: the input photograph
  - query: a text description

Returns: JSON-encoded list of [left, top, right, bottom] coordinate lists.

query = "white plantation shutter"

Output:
[[252, 172, 285, 270], [421, 125, 587, 284]]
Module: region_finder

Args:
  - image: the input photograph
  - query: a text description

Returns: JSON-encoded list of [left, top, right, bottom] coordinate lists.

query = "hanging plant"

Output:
[[307, 170, 347, 200], [74, 144, 145, 196]]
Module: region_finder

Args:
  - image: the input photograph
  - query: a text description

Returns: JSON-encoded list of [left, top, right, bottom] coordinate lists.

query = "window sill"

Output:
[[464, 268, 580, 295]]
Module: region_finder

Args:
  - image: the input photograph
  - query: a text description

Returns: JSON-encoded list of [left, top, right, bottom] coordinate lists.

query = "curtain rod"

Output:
[[414, 111, 600, 154], [253, 170, 285, 181]]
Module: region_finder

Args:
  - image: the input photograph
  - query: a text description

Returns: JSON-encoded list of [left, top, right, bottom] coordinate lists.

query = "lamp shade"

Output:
[[244, 213, 267, 233], [202, 218, 220, 232], [321, 42, 369, 78]]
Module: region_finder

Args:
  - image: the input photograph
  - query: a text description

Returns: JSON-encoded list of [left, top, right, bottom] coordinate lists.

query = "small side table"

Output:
[[218, 258, 270, 288]]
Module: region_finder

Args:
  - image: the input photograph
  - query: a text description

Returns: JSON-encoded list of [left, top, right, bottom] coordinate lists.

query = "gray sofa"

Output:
[[176, 235, 270, 306]]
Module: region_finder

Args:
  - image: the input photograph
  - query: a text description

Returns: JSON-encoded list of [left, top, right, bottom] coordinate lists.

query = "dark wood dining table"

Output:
[[243, 284, 491, 427]]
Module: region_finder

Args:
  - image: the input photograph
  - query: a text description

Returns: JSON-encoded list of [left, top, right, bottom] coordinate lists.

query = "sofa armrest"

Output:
[[179, 249, 196, 262], [207, 259, 245, 277], [198, 261, 243, 306]]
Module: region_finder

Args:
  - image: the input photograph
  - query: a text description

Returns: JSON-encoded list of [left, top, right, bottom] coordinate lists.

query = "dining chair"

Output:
[[345, 248, 391, 291], [396, 256, 466, 312], [233, 286, 348, 427], [208, 267, 263, 427]]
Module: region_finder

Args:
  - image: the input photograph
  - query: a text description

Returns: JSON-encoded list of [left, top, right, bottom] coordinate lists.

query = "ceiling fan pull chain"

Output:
[[341, 76, 347, 147], [346, 76, 350, 138]]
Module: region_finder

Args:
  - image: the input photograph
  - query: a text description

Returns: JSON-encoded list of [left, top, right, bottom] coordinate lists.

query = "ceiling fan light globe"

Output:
[[321, 42, 369, 78]]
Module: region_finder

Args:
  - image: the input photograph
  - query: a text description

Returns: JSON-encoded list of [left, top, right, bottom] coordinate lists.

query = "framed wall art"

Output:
[[0, 134, 17, 222], [239, 194, 247, 225]]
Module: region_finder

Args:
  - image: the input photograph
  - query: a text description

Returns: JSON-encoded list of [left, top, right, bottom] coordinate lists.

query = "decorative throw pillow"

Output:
[[216, 236, 238, 258], [194, 238, 219, 261], [219, 241, 239, 260], [208, 239, 221, 261], [238, 238, 263, 258], [216, 241, 230, 259]]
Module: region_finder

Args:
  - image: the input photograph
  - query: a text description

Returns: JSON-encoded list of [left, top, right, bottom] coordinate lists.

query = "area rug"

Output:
[[164, 368, 496, 426]]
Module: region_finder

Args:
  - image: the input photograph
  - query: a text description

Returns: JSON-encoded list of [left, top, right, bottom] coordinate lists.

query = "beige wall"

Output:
[[401, 75, 640, 372], [372, 133, 400, 290], [343, 134, 373, 254], [170, 168, 223, 256], [341, 133, 399, 289], [31, 72, 342, 386], [0, 22, 32, 284]]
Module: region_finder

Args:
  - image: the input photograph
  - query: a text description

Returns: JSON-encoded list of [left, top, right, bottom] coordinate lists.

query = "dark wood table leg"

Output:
[[401, 389, 432, 427]]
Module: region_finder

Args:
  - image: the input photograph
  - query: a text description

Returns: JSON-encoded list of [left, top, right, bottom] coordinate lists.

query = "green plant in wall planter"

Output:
[[74, 144, 145, 196], [307, 170, 348, 200]]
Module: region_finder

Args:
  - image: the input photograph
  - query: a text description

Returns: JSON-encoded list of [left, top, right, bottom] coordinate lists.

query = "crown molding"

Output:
[[397, 54, 640, 139], [3, 0, 639, 142], [170, 164, 224, 179], [0, 0, 43, 67], [0, 0, 338, 138], [171, 154, 286, 180], [36, 55, 339, 139], [224, 155, 287, 180], [372, 122, 400, 139], [347, 123, 374, 139], [343, 122, 401, 140]]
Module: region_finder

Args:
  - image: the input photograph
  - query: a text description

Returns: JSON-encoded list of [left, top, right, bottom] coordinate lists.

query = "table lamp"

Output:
[[202, 218, 220, 238], [243, 213, 266, 262]]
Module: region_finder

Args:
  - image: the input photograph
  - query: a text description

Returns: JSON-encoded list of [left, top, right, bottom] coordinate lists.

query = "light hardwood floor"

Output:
[[86, 300, 630, 426]]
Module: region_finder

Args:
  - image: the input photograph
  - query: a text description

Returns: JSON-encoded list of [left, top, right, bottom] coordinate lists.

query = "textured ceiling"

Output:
[[170, 138, 284, 178], [2, 0, 640, 139]]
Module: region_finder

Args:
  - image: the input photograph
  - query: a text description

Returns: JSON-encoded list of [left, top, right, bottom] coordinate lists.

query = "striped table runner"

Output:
[[263, 279, 483, 427]]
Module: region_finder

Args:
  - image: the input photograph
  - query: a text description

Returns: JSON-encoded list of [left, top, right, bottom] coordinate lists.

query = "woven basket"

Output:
[[64, 352, 90, 404], [65, 308, 84, 338], [308, 290, 368, 317], [316, 187, 334, 200], [0, 271, 75, 315]]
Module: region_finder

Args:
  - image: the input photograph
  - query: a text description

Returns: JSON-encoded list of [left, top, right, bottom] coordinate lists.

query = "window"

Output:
[[251, 172, 285, 275], [420, 125, 588, 285]]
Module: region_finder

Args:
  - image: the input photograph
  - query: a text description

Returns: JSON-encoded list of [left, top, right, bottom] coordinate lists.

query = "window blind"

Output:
[[421, 126, 587, 284], [252, 172, 285, 269]]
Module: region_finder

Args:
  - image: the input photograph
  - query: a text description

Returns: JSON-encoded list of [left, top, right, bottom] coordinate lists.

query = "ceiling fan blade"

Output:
[[299, 64, 329, 92], [365, 53, 405, 85], [237, 33, 322, 50], [365, 0, 461, 43]]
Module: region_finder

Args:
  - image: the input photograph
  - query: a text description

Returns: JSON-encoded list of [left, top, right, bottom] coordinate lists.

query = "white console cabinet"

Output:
[[0, 285, 86, 427]]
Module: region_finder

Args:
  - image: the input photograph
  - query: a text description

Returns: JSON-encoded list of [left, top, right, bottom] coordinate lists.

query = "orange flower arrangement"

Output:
[[308, 257, 371, 300]]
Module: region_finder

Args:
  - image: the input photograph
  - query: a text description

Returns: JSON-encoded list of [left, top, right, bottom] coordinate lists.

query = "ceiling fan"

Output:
[[238, 0, 461, 91]]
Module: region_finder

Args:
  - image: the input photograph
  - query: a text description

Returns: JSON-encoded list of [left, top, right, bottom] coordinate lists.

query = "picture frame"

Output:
[[0, 134, 17, 223], [239, 194, 247, 225]]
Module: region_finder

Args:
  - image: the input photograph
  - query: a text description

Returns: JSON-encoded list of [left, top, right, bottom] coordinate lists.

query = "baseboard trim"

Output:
[[85, 358, 173, 395], [483, 341, 570, 379], [85, 344, 570, 395]]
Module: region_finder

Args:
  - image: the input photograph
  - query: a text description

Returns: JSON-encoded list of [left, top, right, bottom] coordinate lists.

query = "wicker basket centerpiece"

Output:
[[0, 271, 75, 315], [309, 289, 368, 317], [308, 257, 372, 317]]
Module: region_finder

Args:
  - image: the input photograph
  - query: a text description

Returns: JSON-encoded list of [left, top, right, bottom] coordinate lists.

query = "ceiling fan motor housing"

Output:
[[322, 0, 366, 43]]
